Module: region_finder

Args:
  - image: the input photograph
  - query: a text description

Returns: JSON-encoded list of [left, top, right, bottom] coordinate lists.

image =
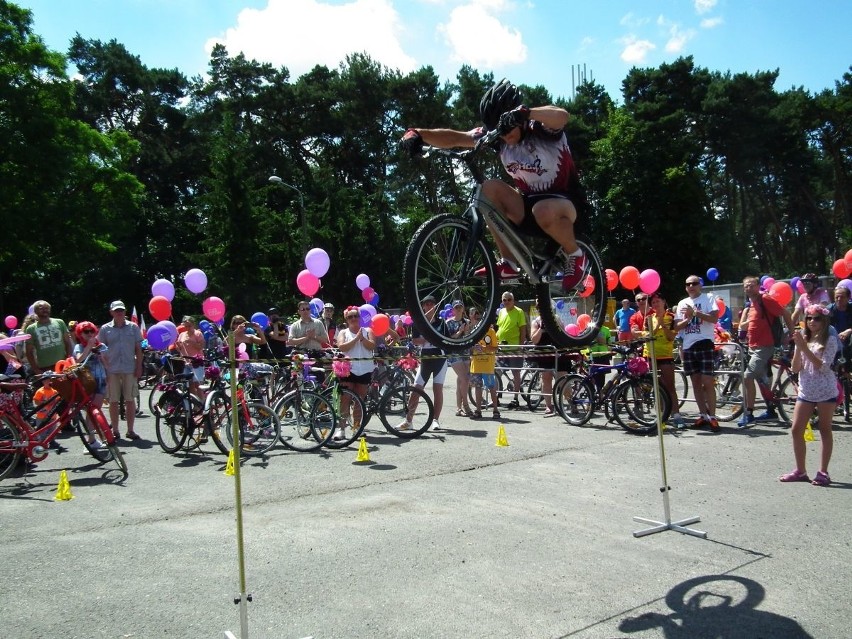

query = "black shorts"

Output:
[[516, 192, 575, 237], [342, 371, 372, 385]]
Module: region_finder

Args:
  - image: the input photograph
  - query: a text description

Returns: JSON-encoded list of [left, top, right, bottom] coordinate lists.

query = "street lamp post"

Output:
[[268, 175, 307, 255]]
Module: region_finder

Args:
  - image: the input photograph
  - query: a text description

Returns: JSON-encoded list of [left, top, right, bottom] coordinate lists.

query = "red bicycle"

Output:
[[0, 361, 128, 481]]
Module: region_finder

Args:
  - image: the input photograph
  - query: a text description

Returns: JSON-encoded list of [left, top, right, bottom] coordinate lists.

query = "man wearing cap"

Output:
[[98, 300, 143, 440], [24, 300, 74, 374], [264, 308, 291, 360]]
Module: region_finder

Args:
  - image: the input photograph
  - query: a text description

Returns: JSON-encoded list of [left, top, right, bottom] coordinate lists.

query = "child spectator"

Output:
[[470, 323, 500, 419]]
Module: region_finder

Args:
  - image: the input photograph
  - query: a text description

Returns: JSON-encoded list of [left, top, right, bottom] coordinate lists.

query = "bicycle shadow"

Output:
[[618, 574, 811, 639]]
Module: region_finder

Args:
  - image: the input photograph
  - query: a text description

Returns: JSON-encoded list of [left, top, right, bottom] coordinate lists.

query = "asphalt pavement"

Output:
[[1, 372, 849, 639]]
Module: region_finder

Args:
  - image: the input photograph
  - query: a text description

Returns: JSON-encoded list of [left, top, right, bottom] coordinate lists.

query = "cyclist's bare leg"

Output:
[[480, 180, 524, 262], [531, 198, 579, 255]]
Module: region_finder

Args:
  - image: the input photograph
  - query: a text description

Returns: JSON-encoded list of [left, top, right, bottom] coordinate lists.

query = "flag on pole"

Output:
[[140, 314, 147, 338], [131, 306, 139, 325]]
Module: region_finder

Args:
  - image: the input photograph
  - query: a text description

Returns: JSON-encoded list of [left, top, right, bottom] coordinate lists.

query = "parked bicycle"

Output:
[[553, 341, 671, 434], [402, 128, 606, 352]]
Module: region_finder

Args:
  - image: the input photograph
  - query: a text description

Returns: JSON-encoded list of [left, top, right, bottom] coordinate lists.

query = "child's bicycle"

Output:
[[402, 127, 606, 352], [0, 361, 128, 481]]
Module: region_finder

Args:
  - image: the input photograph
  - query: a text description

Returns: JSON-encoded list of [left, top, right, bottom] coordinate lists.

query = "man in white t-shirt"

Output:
[[674, 276, 720, 431]]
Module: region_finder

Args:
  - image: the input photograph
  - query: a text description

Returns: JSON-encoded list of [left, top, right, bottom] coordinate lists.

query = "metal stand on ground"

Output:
[[632, 323, 707, 539], [224, 334, 252, 638]]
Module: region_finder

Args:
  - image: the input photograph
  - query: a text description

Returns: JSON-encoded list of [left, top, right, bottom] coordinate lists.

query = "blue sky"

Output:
[[16, 0, 851, 103]]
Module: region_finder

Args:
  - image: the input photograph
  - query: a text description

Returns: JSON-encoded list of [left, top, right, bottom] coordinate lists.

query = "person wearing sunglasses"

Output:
[[287, 303, 329, 354], [674, 277, 721, 431], [780, 305, 837, 486]]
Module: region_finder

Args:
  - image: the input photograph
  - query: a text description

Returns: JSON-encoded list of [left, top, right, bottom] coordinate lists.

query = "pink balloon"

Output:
[[796, 280, 805, 294], [355, 273, 370, 291], [296, 269, 320, 297], [361, 286, 375, 303], [565, 324, 580, 336], [202, 296, 226, 323], [762, 277, 776, 290], [305, 248, 330, 278], [4, 315, 17, 330], [184, 268, 208, 295], [638, 269, 661, 294]]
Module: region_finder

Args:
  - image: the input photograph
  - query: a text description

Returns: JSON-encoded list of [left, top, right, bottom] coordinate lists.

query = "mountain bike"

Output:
[[402, 128, 606, 352]]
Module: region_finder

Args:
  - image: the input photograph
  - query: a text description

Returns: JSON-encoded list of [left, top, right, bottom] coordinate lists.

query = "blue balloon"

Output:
[[199, 319, 211, 331], [244, 327, 256, 335], [555, 299, 565, 310], [251, 312, 269, 330], [370, 293, 379, 307], [706, 267, 719, 282]]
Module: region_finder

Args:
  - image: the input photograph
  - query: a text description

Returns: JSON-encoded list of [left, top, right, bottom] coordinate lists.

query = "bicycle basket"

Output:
[[52, 368, 96, 401], [626, 356, 650, 376]]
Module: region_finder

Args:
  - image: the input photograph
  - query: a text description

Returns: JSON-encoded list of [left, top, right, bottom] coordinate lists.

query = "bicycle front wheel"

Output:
[[611, 377, 670, 434], [714, 371, 744, 422], [155, 391, 191, 454], [535, 239, 606, 348], [275, 390, 337, 452], [73, 413, 112, 463], [379, 385, 433, 438], [0, 417, 22, 481], [553, 374, 594, 426], [226, 401, 281, 456], [403, 214, 498, 352], [776, 376, 798, 425], [323, 387, 367, 449]]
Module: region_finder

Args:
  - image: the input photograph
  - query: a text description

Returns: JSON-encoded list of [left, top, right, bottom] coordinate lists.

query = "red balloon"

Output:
[[716, 297, 726, 316], [619, 266, 640, 290], [605, 269, 618, 292], [576, 313, 591, 330], [371, 313, 390, 337], [832, 258, 850, 279], [578, 274, 596, 298], [361, 286, 375, 303], [769, 281, 793, 307], [148, 295, 172, 321]]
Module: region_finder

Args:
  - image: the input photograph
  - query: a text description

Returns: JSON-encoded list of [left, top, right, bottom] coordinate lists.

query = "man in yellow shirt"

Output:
[[496, 292, 527, 409]]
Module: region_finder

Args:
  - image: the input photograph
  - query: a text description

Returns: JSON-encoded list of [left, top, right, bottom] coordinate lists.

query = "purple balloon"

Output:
[[146, 323, 171, 350], [151, 278, 175, 301], [184, 268, 208, 295], [160, 321, 178, 346], [355, 273, 370, 291], [305, 248, 330, 278], [837, 278, 852, 292], [359, 309, 371, 328]]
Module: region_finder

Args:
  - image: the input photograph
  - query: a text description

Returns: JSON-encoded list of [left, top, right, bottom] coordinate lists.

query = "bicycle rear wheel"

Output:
[[553, 374, 595, 425], [0, 417, 22, 481], [611, 377, 670, 434], [674, 369, 689, 409], [403, 214, 498, 352], [275, 390, 337, 452], [713, 371, 744, 422], [379, 385, 433, 438], [155, 391, 191, 454], [776, 376, 798, 425], [535, 239, 606, 348], [204, 390, 235, 455], [323, 387, 367, 449], [226, 401, 280, 456]]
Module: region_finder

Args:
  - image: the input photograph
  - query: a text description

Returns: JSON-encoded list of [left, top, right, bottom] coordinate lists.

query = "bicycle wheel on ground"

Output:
[[553, 374, 595, 426], [403, 214, 498, 352], [611, 377, 670, 434], [714, 371, 744, 422], [74, 410, 112, 463], [225, 401, 280, 456], [155, 390, 191, 454], [0, 417, 22, 481], [520, 368, 544, 410], [324, 387, 367, 449], [776, 376, 798, 425], [535, 239, 606, 348], [674, 369, 689, 409], [204, 390, 235, 455], [275, 390, 337, 452], [379, 385, 433, 438]]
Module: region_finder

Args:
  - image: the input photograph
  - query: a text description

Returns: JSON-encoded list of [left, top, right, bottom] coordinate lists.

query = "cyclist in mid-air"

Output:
[[399, 78, 585, 291]]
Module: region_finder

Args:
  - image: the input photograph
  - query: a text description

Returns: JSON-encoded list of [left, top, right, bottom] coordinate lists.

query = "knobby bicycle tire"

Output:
[[535, 239, 606, 348], [403, 214, 498, 352]]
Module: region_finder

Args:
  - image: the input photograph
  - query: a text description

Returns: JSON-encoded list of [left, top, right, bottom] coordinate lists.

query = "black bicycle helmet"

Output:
[[480, 79, 522, 130], [801, 272, 820, 284]]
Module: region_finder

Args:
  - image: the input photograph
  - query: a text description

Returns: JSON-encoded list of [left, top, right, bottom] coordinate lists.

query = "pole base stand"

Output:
[[632, 515, 707, 538]]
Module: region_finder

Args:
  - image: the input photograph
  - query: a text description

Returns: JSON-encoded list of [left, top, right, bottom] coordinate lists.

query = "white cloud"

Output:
[[204, 0, 417, 78], [700, 16, 723, 28], [657, 17, 696, 54], [620, 37, 656, 63], [438, 2, 527, 67], [694, 0, 717, 14], [620, 12, 650, 29]]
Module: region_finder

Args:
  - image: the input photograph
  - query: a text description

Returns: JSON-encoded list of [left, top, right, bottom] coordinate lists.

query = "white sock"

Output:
[[569, 248, 582, 257]]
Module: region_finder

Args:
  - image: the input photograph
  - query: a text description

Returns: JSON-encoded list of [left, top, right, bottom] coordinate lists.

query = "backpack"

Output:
[[758, 296, 784, 347]]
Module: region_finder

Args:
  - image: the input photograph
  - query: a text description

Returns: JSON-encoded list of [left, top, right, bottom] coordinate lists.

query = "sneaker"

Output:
[[135, 409, 145, 418], [430, 419, 442, 431], [476, 259, 520, 280], [779, 468, 810, 483], [708, 417, 720, 432], [693, 417, 708, 428], [396, 420, 412, 431], [561, 252, 587, 291], [507, 399, 520, 409], [671, 415, 687, 429], [333, 427, 348, 441], [811, 471, 831, 487], [737, 413, 755, 428], [754, 410, 778, 422], [89, 439, 104, 449]]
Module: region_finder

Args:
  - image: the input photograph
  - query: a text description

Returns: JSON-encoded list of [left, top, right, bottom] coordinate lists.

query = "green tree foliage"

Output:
[[2, 2, 850, 324]]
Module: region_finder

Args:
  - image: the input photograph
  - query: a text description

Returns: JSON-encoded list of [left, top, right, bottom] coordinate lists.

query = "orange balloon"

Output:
[[769, 281, 793, 307], [832, 258, 850, 279], [717, 297, 726, 316], [619, 266, 640, 290], [577, 313, 591, 330]]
